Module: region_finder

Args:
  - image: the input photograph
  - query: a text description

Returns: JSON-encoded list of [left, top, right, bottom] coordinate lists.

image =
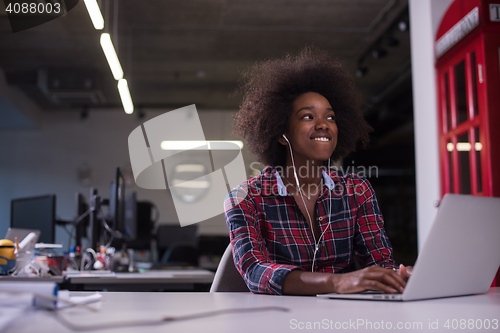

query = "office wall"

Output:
[[409, 0, 453, 249], [0, 107, 256, 245]]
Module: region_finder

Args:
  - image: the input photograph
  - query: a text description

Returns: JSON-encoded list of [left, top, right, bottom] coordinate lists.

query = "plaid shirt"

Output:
[[224, 166, 396, 295]]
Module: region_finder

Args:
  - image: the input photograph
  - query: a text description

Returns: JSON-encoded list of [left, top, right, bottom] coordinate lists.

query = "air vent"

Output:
[[37, 69, 105, 106]]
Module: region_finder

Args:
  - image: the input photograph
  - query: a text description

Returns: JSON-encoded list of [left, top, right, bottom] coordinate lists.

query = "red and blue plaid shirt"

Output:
[[224, 166, 397, 295]]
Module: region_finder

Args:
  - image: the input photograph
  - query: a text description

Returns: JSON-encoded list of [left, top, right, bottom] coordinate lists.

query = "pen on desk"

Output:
[[14, 236, 19, 252]]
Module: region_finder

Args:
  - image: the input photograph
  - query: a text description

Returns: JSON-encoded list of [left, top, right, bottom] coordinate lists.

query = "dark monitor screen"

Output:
[[109, 168, 126, 234], [125, 191, 137, 239], [11, 194, 56, 244], [75, 192, 89, 247]]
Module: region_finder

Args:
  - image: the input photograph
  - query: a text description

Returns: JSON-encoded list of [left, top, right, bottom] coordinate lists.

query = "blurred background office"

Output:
[[1, 0, 468, 267]]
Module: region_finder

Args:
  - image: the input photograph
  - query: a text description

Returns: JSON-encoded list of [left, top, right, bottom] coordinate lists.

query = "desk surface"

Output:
[[66, 269, 214, 284], [5, 288, 500, 333]]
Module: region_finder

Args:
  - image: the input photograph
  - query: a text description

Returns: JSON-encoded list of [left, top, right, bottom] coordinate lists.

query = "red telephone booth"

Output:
[[435, 0, 500, 286]]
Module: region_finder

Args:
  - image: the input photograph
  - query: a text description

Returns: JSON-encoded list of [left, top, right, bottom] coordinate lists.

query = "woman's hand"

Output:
[[332, 265, 407, 294]]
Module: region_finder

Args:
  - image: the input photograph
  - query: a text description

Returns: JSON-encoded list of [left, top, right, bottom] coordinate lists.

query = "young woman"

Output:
[[225, 47, 411, 295]]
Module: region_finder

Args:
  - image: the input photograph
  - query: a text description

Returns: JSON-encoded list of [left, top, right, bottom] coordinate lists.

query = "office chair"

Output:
[[210, 243, 249, 292]]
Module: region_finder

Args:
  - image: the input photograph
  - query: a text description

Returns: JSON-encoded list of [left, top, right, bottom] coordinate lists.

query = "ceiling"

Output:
[[0, 0, 411, 111]]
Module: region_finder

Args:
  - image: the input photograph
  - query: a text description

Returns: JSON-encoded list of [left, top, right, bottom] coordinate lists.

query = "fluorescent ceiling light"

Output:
[[84, 0, 104, 30], [100, 33, 123, 80], [160, 140, 244, 151], [117, 79, 134, 114]]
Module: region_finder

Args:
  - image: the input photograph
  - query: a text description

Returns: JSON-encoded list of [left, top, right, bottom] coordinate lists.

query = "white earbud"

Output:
[[282, 134, 300, 187]]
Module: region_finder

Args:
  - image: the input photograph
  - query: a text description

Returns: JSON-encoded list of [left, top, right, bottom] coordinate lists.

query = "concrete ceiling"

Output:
[[0, 0, 411, 113]]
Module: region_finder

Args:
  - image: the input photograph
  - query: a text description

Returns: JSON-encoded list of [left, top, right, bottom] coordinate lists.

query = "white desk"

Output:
[[5, 288, 500, 333]]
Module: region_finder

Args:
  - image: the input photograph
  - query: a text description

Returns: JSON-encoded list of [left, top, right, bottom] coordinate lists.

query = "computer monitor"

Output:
[[113, 192, 155, 250], [125, 191, 137, 239], [75, 192, 90, 247], [109, 167, 126, 234], [10, 194, 56, 244]]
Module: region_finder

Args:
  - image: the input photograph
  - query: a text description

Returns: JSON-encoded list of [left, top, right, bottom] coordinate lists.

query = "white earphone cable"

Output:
[[311, 158, 332, 271], [282, 134, 332, 272]]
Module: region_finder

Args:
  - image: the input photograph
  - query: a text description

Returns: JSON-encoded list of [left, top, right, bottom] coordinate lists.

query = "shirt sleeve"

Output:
[[351, 176, 397, 270], [224, 186, 298, 295]]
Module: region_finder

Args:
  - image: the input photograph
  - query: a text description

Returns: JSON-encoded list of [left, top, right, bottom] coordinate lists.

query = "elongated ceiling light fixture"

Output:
[[86, 2, 134, 114], [118, 79, 134, 114], [83, 0, 104, 30], [100, 33, 123, 80], [101, 33, 134, 114]]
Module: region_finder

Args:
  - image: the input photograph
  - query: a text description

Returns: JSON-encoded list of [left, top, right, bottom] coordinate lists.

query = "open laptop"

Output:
[[317, 194, 500, 301], [5, 227, 41, 244]]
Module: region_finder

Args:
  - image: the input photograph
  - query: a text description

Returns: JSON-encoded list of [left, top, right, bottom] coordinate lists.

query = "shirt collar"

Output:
[[260, 166, 335, 197]]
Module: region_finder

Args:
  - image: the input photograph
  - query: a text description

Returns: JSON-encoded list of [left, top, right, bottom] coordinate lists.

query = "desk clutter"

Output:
[[2, 229, 226, 278], [1, 230, 127, 277], [3, 168, 225, 297], [1, 226, 217, 295], [6, 168, 230, 279], [1, 226, 215, 293]]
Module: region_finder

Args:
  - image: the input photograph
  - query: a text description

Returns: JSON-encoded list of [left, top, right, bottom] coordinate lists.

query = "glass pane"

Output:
[[447, 140, 454, 193], [445, 73, 452, 131], [471, 53, 479, 117], [475, 127, 483, 193], [458, 133, 471, 194], [454, 61, 468, 124]]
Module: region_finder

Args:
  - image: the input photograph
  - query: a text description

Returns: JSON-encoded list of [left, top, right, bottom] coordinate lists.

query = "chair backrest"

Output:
[[210, 243, 249, 292]]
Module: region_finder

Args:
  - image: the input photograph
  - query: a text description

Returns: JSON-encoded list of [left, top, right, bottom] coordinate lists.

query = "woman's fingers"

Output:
[[336, 265, 408, 294], [365, 280, 398, 294], [365, 266, 406, 293], [385, 271, 406, 293]]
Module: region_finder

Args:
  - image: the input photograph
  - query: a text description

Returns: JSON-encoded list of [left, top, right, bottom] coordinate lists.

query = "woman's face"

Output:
[[281, 92, 338, 165]]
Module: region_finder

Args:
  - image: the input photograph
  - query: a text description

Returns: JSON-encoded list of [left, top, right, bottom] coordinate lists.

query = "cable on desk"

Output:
[[51, 306, 290, 331]]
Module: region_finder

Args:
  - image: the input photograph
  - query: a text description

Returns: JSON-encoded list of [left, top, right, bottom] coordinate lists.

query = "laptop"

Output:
[[5, 227, 41, 245], [317, 194, 500, 301]]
